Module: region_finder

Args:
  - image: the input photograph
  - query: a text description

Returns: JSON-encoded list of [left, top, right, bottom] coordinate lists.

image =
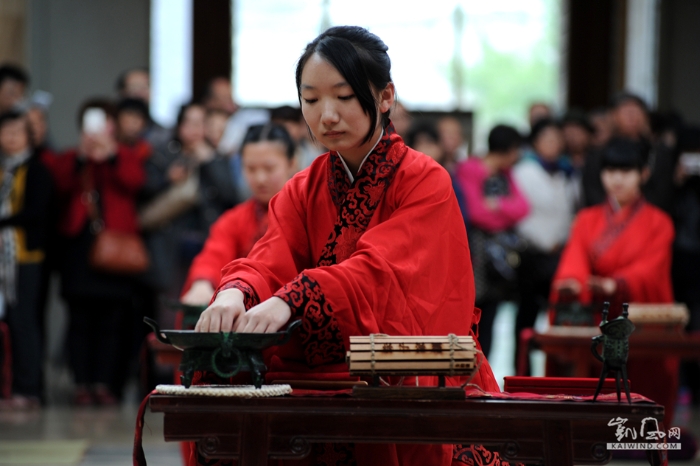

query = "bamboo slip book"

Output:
[[347, 334, 476, 400]]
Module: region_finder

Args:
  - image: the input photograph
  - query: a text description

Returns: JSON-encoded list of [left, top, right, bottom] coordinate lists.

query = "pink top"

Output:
[[455, 157, 529, 232]]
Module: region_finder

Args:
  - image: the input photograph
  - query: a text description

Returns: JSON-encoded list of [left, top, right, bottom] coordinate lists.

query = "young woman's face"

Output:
[[299, 53, 393, 161], [533, 126, 564, 162], [0, 118, 30, 155], [242, 141, 293, 205], [178, 105, 206, 149], [601, 167, 644, 207]]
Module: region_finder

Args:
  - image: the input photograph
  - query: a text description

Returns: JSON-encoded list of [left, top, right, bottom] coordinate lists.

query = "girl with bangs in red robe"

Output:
[[552, 137, 677, 426], [193, 27, 506, 466]]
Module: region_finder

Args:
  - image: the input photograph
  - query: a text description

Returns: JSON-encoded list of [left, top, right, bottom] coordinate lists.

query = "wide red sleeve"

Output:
[[278, 164, 476, 351], [613, 210, 674, 303], [551, 210, 595, 303], [182, 206, 247, 294]]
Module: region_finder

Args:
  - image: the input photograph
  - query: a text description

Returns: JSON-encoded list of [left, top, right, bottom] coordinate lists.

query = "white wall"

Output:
[[27, 0, 150, 149]]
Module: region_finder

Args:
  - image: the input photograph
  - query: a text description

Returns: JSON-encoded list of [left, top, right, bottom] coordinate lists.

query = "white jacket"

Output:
[[512, 157, 579, 252]]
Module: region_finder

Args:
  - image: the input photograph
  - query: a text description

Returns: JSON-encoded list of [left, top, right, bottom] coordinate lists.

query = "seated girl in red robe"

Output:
[[180, 124, 296, 306], [195, 26, 503, 466], [552, 137, 677, 425]]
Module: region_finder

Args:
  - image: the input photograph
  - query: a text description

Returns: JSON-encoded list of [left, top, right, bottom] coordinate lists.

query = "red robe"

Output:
[[209, 124, 499, 466], [552, 198, 678, 425], [182, 199, 268, 294]]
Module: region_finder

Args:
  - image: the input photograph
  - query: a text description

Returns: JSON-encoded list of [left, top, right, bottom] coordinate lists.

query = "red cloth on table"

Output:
[[551, 197, 678, 426], [181, 199, 268, 295], [204, 123, 499, 466]]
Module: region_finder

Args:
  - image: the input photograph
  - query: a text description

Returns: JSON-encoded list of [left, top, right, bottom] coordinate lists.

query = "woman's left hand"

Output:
[[234, 297, 292, 333]]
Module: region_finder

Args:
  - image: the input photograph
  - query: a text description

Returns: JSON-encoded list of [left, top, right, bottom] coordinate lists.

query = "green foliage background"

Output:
[[451, 0, 561, 152]]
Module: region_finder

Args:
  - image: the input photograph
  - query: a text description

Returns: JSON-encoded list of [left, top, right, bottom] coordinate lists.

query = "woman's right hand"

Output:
[[195, 288, 246, 333]]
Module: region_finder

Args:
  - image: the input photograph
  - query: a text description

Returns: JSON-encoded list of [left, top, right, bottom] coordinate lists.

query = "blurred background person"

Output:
[[437, 116, 468, 172], [561, 110, 598, 208], [561, 110, 594, 172], [551, 137, 677, 426], [612, 93, 676, 215], [0, 65, 29, 114], [201, 76, 237, 116], [46, 99, 145, 406], [26, 104, 51, 153], [454, 124, 529, 358], [203, 77, 269, 158], [181, 124, 296, 306], [115, 98, 152, 160], [611, 93, 651, 141], [672, 126, 700, 406], [391, 101, 412, 139], [589, 107, 614, 150], [204, 108, 229, 150], [139, 102, 240, 324], [0, 111, 53, 410], [512, 118, 578, 373], [405, 122, 443, 163], [270, 105, 324, 171], [527, 102, 552, 130], [116, 68, 171, 148], [405, 121, 471, 225], [581, 108, 612, 208]]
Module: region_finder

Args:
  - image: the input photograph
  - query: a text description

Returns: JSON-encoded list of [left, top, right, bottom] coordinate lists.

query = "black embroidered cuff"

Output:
[[274, 273, 345, 366]]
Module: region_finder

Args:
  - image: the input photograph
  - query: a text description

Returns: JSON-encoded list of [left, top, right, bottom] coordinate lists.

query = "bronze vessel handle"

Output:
[[276, 319, 302, 345], [590, 334, 604, 363], [143, 317, 173, 345]]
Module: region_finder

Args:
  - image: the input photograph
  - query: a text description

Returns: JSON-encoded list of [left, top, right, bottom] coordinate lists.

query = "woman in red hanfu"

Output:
[[180, 124, 296, 306], [195, 26, 505, 466], [552, 137, 677, 425]]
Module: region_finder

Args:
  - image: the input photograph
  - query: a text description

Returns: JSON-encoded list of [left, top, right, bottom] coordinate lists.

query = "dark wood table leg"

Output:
[[543, 420, 574, 466], [239, 414, 269, 466]]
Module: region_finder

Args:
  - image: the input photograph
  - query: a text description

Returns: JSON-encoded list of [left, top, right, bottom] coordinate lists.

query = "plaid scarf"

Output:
[[0, 150, 32, 306]]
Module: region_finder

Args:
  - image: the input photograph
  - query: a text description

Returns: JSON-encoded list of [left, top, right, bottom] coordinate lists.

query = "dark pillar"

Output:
[[192, 0, 232, 101], [566, 0, 617, 111]]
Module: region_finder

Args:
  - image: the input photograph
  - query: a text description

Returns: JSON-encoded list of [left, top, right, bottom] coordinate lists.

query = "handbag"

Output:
[[138, 167, 200, 231], [83, 168, 150, 274], [471, 228, 526, 302], [483, 230, 527, 282]]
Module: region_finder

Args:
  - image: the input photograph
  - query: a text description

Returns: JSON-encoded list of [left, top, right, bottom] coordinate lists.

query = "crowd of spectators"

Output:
[[0, 61, 698, 411]]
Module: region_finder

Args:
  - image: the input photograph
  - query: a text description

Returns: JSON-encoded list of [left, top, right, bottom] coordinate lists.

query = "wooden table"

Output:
[[149, 393, 665, 466], [531, 327, 700, 377]]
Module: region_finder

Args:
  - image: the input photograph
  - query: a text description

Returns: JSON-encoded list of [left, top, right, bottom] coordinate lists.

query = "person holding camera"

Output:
[[47, 99, 145, 406]]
